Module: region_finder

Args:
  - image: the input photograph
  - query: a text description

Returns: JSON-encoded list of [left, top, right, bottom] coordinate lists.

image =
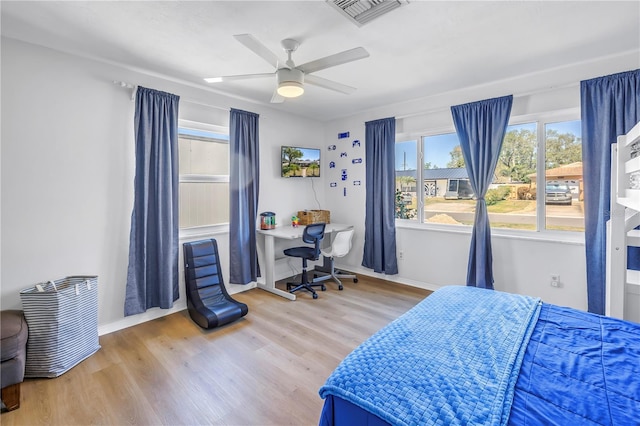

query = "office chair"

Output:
[[284, 223, 326, 299], [183, 239, 248, 329], [313, 229, 358, 290]]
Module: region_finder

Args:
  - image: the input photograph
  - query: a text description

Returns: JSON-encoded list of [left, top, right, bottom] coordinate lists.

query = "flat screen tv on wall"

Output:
[[281, 146, 321, 178]]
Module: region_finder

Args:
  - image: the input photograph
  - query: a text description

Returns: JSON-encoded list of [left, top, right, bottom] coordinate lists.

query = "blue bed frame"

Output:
[[319, 286, 640, 426]]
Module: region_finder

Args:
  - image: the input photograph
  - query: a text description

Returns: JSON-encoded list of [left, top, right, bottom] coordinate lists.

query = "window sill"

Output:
[[179, 223, 230, 240], [395, 220, 585, 246]]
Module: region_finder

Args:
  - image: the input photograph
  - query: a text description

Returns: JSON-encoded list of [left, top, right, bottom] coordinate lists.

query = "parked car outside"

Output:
[[545, 183, 572, 205]]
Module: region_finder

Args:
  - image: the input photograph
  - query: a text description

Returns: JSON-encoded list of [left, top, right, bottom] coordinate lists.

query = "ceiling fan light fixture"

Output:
[[277, 81, 304, 98], [276, 68, 305, 98]]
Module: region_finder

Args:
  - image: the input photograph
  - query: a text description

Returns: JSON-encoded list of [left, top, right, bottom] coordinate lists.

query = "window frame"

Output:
[[395, 109, 584, 244], [178, 119, 230, 238]]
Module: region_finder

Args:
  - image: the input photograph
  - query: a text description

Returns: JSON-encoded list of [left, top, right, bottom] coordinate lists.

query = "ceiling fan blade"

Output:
[[233, 34, 281, 69], [297, 47, 369, 74], [204, 73, 274, 83], [270, 90, 285, 104], [305, 74, 357, 95]]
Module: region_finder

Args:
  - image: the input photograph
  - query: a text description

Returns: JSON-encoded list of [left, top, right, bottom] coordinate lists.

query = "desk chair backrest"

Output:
[[329, 229, 354, 258], [302, 222, 326, 259]]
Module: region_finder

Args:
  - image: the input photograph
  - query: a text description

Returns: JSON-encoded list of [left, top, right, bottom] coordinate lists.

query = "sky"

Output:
[[395, 120, 581, 171]]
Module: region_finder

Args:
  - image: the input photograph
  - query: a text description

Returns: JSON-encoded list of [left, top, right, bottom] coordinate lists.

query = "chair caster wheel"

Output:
[[339, 285, 344, 291], [313, 293, 318, 299], [353, 278, 358, 283], [321, 285, 326, 291]]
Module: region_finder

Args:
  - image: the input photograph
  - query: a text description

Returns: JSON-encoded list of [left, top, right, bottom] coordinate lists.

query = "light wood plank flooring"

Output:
[[2, 275, 431, 425]]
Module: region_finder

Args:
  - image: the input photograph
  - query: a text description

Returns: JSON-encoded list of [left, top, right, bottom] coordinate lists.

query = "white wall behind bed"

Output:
[[3, 36, 638, 333], [323, 50, 639, 312]]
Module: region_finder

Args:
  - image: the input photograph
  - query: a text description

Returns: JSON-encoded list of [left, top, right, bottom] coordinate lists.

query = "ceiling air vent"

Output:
[[327, 0, 407, 27]]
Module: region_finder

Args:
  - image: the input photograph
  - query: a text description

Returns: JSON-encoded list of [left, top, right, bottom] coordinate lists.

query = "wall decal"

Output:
[[353, 180, 361, 186], [352, 140, 360, 147], [330, 182, 337, 187], [328, 144, 336, 151], [341, 169, 347, 181], [338, 132, 350, 139], [340, 152, 347, 158], [352, 158, 362, 164]]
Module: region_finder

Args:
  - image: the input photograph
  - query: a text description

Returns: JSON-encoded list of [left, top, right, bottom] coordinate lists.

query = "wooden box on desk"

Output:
[[297, 210, 330, 225]]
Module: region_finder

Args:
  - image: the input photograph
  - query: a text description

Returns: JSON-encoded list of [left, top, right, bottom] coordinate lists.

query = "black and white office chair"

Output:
[[313, 228, 358, 290], [284, 223, 326, 299]]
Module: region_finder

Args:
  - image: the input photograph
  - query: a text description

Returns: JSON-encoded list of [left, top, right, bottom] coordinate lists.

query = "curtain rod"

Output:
[[112, 80, 230, 113], [395, 81, 579, 121], [113, 80, 138, 101]]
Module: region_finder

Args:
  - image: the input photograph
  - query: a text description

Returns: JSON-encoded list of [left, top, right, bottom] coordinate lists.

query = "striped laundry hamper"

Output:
[[19, 276, 100, 378]]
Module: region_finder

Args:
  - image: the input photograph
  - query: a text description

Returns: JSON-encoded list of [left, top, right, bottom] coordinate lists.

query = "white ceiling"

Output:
[[2, 1, 639, 121]]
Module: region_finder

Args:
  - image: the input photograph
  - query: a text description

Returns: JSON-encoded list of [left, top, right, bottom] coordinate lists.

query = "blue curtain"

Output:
[[362, 117, 398, 275], [581, 69, 640, 315], [229, 108, 260, 284], [451, 95, 513, 289], [125, 87, 180, 316]]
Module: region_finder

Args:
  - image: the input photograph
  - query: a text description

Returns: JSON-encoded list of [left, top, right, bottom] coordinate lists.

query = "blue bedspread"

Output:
[[509, 303, 640, 425], [319, 286, 541, 426]]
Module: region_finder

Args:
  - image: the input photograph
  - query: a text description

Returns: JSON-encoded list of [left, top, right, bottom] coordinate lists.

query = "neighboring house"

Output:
[[528, 162, 584, 201], [396, 168, 473, 199]]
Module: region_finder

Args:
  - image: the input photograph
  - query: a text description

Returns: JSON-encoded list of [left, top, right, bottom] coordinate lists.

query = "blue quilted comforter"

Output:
[[319, 286, 542, 426]]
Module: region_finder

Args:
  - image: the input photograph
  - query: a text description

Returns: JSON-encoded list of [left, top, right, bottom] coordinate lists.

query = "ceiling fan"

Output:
[[204, 34, 370, 103]]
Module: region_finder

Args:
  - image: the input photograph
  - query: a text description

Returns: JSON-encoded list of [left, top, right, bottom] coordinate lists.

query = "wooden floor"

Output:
[[2, 275, 431, 426]]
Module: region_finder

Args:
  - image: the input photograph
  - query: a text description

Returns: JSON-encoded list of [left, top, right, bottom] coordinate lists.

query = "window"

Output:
[[395, 117, 584, 233], [395, 140, 417, 219], [543, 120, 583, 231], [178, 125, 229, 229]]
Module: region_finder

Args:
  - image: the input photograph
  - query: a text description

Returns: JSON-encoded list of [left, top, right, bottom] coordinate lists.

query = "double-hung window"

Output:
[[395, 115, 584, 234], [178, 121, 229, 231]]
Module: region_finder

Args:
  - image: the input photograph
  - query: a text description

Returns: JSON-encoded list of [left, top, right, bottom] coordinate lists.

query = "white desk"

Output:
[[256, 223, 353, 300]]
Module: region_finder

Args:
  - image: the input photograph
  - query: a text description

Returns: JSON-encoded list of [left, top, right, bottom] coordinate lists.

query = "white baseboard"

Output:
[[332, 263, 443, 293], [97, 269, 436, 337], [98, 300, 187, 336]]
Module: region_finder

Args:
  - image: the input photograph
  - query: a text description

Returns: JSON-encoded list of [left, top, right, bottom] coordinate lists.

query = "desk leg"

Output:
[[256, 232, 296, 300]]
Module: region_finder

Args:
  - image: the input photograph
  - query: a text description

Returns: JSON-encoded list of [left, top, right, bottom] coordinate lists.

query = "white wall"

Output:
[[2, 36, 637, 333], [322, 50, 640, 311], [0, 37, 324, 333]]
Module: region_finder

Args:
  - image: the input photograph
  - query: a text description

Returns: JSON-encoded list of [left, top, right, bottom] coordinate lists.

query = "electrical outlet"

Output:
[[550, 274, 560, 287], [398, 250, 404, 260]]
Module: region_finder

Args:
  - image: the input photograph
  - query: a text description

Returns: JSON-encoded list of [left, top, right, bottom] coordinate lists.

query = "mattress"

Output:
[[319, 286, 640, 425]]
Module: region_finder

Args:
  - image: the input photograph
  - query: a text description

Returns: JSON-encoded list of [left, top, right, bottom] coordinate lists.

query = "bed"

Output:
[[318, 285, 640, 425]]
